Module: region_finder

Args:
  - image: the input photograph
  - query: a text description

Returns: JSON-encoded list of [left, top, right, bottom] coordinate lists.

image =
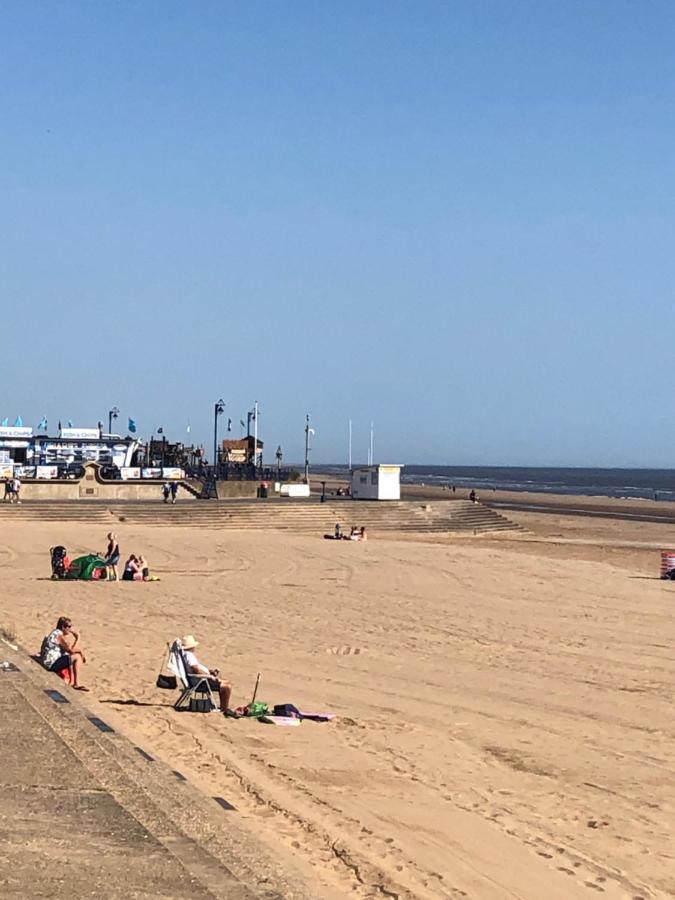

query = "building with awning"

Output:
[[221, 436, 263, 465]]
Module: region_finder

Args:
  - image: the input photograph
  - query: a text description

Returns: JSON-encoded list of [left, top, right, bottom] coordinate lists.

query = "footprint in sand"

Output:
[[325, 646, 363, 656]]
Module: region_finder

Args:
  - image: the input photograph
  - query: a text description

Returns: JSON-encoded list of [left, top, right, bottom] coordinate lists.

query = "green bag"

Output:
[[245, 701, 268, 718]]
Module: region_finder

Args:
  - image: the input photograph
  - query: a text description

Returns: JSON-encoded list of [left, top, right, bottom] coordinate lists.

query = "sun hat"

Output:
[[181, 635, 198, 650]]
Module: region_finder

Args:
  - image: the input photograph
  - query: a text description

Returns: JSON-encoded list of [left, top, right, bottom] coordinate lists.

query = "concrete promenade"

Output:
[[0, 641, 311, 899]]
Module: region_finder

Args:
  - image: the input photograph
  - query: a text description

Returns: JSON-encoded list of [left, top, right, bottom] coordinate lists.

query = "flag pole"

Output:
[[348, 419, 352, 470], [304, 414, 310, 483], [253, 400, 258, 474]]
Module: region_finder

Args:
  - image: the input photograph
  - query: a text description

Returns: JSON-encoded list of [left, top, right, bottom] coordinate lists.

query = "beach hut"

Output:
[[351, 465, 403, 501]]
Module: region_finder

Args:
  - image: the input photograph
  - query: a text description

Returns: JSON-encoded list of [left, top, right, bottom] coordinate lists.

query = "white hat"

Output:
[[181, 634, 198, 650]]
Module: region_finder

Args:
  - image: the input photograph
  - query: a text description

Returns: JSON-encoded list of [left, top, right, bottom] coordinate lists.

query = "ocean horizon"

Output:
[[313, 464, 675, 501]]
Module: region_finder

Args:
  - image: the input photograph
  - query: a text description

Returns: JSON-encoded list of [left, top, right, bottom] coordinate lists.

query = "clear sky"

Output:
[[2, 1, 675, 466]]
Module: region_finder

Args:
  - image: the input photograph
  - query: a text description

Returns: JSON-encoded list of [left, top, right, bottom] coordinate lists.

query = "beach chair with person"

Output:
[[165, 636, 232, 714]]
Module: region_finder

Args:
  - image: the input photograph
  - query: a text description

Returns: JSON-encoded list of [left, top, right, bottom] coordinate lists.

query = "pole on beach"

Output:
[[250, 672, 261, 705], [253, 400, 259, 474], [304, 414, 311, 483], [348, 419, 352, 470], [213, 399, 225, 478]]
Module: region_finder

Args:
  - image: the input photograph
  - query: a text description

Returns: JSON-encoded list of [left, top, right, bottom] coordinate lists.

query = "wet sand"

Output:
[[1, 509, 674, 898]]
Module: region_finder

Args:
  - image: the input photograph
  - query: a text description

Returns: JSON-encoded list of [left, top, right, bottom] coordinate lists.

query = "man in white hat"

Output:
[[181, 634, 232, 713]]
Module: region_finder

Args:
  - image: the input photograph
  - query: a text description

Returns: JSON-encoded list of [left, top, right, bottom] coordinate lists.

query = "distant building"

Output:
[[0, 425, 140, 478], [351, 464, 403, 500], [221, 436, 263, 465]]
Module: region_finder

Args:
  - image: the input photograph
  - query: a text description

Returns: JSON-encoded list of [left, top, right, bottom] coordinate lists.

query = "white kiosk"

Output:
[[351, 464, 402, 501]]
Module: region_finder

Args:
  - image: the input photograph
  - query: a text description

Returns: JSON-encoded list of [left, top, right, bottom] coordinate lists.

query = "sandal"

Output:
[[73, 685, 90, 692]]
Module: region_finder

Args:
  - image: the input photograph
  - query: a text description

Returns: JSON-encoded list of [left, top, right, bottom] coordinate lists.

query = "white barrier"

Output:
[[280, 483, 310, 498]]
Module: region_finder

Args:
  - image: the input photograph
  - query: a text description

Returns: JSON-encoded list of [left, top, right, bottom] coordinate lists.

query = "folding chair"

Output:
[[167, 639, 217, 713]]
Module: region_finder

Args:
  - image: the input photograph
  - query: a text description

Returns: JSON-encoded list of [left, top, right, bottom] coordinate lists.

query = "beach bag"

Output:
[[245, 701, 269, 718], [273, 703, 301, 718], [155, 645, 177, 690]]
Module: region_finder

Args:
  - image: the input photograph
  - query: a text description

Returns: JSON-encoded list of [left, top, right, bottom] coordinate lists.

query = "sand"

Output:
[[1, 510, 674, 899]]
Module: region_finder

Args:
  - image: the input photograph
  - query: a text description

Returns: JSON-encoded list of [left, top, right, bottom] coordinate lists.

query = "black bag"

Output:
[[156, 673, 177, 690]]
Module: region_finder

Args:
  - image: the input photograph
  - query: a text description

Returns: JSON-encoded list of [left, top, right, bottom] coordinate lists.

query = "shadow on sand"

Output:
[[100, 698, 172, 708]]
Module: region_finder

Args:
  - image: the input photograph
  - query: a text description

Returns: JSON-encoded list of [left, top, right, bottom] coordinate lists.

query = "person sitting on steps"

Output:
[[40, 616, 89, 691]]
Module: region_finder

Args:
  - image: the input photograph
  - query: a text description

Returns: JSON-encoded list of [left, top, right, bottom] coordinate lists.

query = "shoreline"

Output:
[[312, 473, 675, 522]]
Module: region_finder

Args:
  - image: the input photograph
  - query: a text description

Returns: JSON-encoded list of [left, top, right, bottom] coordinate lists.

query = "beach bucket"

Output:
[[660, 550, 675, 579]]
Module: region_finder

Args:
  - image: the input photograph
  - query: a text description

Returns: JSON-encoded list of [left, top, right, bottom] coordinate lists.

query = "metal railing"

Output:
[[183, 463, 295, 483]]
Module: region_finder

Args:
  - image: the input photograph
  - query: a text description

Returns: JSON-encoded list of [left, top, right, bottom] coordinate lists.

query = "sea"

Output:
[[315, 465, 675, 502]]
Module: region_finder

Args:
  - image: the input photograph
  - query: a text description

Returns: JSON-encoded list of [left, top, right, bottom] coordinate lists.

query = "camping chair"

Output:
[[167, 639, 216, 713]]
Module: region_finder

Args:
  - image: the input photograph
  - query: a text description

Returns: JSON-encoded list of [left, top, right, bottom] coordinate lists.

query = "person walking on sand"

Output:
[[104, 531, 120, 581], [13, 475, 21, 504], [40, 616, 89, 691]]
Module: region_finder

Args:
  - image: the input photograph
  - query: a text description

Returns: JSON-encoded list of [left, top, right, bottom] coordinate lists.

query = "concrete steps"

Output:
[[0, 499, 522, 535]]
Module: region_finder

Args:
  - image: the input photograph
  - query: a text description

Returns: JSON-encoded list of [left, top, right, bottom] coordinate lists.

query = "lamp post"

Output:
[[213, 399, 225, 477], [108, 406, 119, 435], [304, 414, 314, 484], [275, 445, 282, 481]]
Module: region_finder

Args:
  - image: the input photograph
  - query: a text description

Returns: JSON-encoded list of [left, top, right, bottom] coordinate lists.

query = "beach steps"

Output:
[[0, 498, 521, 535]]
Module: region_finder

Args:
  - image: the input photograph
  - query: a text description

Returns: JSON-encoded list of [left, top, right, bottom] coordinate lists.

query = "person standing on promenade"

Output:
[[170, 481, 178, 504], [105, 531, 120, 581], [162, 482, 170, 503]]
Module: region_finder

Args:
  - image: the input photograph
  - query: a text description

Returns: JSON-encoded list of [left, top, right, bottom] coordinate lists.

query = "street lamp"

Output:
[[213, 399, 225, 476], [108, 406, 120, 435], [304, 414, 315, 484], [275, 445, 282, 481]]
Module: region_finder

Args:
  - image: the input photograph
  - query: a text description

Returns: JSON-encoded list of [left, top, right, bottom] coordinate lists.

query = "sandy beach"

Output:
[[2, 506, 674, 899]]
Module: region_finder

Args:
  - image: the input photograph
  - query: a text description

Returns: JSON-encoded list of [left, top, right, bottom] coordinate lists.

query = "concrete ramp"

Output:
[[0, 644, 311, 899]]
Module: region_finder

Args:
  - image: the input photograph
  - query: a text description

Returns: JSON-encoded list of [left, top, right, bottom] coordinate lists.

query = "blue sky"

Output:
[[2, 1, 675, 466]]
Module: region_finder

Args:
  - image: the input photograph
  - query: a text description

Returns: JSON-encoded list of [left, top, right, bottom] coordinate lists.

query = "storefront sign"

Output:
[[0, 426, 33, 438], [120, 467, 141, 480], [0, 464, 13, 479], [60, 428, 101, 440], [142, 468, 163, 479], [162, 468, 184, 480], [36, 466, 59, 480]]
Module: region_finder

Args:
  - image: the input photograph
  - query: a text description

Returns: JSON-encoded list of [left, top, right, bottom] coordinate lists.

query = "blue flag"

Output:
[[14, 416, 23, 427], [128, 418, 137, 433], [67, 419, 73, 427], [1, 418, 8, 427], [38, 416, 48, 431]]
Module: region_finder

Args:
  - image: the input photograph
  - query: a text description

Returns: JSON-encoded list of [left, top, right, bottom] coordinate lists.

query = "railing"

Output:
[[183, 464, 294, 483]]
